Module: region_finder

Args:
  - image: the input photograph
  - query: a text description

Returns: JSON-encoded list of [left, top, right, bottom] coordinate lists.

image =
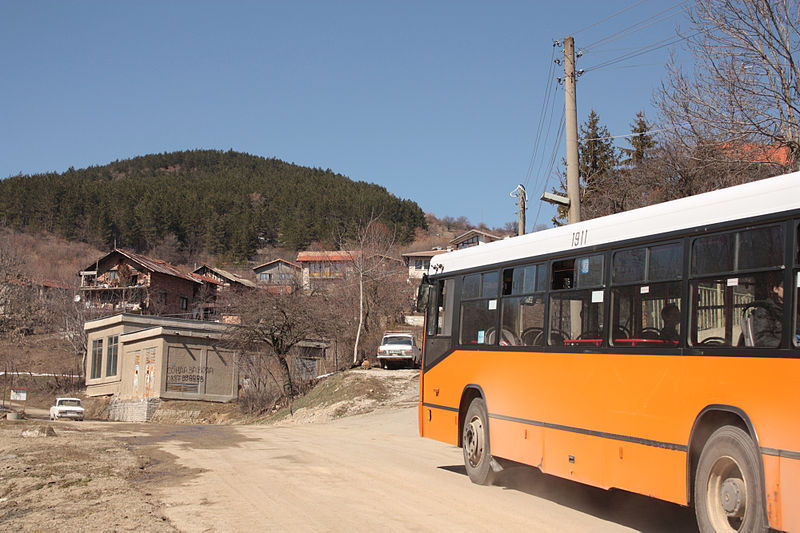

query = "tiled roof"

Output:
[[296, 251, 358, 262], [253, 258, 301, 271]]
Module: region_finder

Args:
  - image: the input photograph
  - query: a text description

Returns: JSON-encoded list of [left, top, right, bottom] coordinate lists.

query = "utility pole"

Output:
[[510, 184, 527, 236], [564, 35, 580, 224]]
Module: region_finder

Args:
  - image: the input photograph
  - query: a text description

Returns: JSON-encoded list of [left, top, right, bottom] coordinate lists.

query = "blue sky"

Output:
[[1, 1, 687, 232]]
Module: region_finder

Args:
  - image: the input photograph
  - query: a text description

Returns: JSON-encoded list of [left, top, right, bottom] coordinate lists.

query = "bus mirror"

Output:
[[416, 276, 432, 313]]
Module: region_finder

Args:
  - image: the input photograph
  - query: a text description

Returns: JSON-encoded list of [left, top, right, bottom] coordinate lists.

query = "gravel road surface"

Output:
[[114, 406, 698, 532]]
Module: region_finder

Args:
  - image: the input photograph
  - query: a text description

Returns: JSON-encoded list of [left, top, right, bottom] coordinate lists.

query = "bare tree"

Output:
[[221, 282, 334, 405], [658, 0, 800, 169], [337, 217, 401, 365]]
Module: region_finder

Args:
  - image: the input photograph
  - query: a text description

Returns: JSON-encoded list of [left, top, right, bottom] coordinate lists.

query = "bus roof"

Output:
[[431, 171, 800, 276]]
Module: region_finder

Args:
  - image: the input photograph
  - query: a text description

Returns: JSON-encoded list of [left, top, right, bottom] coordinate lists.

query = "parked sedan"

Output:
[[49, 397, 84, 421]]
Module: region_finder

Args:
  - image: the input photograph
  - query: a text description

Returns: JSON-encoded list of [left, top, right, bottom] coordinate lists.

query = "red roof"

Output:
[[718, 143, 791, 166], [296, 251, 359, 263]]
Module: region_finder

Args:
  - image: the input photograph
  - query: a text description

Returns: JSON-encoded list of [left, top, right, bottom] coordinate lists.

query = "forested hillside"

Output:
[[0, 150, 426, 260]]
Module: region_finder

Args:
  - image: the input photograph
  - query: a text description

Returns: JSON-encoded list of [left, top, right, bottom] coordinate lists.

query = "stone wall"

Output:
[[107, 397, 162, 422]]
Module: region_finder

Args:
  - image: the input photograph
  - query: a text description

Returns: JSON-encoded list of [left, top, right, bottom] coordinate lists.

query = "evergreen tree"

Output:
[[621, 111, 655, 167]]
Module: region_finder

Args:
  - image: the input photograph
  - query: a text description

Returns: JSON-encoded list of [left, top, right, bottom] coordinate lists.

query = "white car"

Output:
[[376, 332, 421, 369], [49, 397, 84, 421]]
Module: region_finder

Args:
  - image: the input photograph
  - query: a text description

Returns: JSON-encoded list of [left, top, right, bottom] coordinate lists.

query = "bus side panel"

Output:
[[762, 453, 781, 530], [421, 348, 800, 517], [489, 417, 544, 468], [605, 440, 685, 504], [420, 404, 459, 446], [490, 417, 686, 504], [778, 456, 800, 532]]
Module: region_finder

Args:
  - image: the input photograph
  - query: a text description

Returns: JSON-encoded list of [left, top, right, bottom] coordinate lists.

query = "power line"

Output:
[[523, 45, 559, 190], [582, 33, 691, 73], [582, 1, 688, 52], [570, 0, 649, 36]]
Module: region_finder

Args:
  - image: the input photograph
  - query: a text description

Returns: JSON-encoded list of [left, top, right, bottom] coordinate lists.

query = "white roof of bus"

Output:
[[431, 171, 800, 275]]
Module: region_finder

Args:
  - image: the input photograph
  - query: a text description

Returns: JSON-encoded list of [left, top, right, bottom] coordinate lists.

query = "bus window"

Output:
[[426, 278, 454, 337], [550, 255, 604, 346], [550, 292, 604, 346], [612, 283, 682, 346], [796, 222, 800, 347], [692, 233, 734, 275], [691, 225, 784, 347], [611, 243, 683, 346], [460, 272, 498, 345], [500, 264, 547, 345]]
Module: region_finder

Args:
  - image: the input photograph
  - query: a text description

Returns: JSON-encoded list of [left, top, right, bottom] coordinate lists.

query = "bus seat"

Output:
[[741, 304, 758, 347]]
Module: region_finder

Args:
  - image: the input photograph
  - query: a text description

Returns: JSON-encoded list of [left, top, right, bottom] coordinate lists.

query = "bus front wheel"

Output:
[[463, 397, 495, 485], [694, 425, 766, 533]]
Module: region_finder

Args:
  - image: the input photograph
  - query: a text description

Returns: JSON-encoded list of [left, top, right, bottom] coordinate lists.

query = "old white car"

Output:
[[376, 332, 421, 369], [49, 397, 84, 421]]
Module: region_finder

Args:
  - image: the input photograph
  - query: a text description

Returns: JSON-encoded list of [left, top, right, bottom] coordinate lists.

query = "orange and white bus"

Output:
[[417, 172, 800, 533]]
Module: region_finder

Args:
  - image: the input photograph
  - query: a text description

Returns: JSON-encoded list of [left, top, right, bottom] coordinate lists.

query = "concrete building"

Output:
[[400, 249, 449, 280], [85, 314, 238, 421]]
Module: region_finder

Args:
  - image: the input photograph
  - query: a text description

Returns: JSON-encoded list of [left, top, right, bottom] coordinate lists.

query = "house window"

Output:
[[259, 272, 270, 281], [457, 236, 480, 249], [414, 259, 430, 270], [91, 339, 103, 379], [180, 296, 188, 310], [106, 336, 118, 376], [107, 270, 118, 282]]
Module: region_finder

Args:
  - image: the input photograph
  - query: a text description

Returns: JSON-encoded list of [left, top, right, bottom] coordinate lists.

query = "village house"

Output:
[[400, 249, 449, 280], [191, 264, 258, 318], [79, 249, 200, 318], [449, 229, 501, 250], [252, 258, 301, 293], [295, 251, 354, 290], [84, 313, 238, 421]]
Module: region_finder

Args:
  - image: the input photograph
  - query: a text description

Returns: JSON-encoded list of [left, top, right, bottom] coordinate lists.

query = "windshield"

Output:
[[383, 336, 413, 346], [59, 399, 82, 407]]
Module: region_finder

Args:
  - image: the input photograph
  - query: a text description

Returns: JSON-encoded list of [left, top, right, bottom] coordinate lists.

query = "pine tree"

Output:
[[621, 111, 655, 167]]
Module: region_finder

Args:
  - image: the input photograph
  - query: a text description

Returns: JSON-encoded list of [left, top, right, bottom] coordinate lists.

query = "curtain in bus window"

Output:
[[549, 291, 604, 346], [501, 295, 545, 346], [693, 273, 783, 347], [460, 299, 497, 345], [611, 282, 681, 346]]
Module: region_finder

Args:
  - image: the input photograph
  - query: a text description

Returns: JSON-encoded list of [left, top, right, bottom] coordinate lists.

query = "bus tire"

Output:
[[694, 425, 766, 533], [462, 397, 495, 485]]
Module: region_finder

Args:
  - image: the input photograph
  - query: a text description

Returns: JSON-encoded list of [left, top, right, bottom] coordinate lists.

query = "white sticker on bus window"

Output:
[[580, 258, 590, 274], [488, 299, 497, 310], [727, 278, 739, 287], [592, 290, 604, 303], [640, 286, 650, 294], [477, 330, 485, 344]]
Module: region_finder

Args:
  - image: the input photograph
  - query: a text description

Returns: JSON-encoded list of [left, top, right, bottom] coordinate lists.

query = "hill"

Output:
[[0, 150, 427, 261]]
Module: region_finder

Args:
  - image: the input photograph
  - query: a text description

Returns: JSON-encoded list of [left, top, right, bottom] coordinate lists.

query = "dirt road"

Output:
[[114, 406, 698, 532]]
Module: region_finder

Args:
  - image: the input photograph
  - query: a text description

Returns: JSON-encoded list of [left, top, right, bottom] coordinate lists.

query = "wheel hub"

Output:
[[465, 418, 483, 467], [720, 477, 745, 517]]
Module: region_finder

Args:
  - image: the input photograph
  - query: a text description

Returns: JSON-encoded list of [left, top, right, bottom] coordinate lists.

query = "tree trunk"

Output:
[[277, 355, 295, 399], [353, 274, 364, 364]]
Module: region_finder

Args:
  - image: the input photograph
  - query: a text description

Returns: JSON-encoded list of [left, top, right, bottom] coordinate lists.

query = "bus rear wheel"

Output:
[[694, 425, 766, 533], [462, 397, 495, 485]]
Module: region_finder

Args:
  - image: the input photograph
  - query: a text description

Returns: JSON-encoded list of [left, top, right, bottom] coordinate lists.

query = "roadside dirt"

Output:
[[0, 368, 419, 532]]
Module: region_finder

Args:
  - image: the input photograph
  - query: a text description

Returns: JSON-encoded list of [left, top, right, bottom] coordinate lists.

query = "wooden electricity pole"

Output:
[[564, 35, 580, 224]]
